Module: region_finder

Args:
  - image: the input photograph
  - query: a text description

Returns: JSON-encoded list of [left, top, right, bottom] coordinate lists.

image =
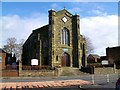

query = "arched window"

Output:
[[61, 28, 69, 45]]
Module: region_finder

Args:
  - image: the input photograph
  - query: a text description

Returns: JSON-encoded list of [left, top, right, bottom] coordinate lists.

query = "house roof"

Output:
[[0, 48, 6, 53], [106, 46, 120, 49], [88, 54, 100, 59], [33, 24, 49, 32]]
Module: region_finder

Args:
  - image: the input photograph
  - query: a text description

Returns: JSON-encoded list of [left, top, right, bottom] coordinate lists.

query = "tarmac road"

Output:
[[2, 74, 118, 84], [2, 74, 118, 90]]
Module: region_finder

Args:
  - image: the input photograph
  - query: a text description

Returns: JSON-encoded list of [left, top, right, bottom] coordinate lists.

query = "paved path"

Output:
[[0, 79, 92, 89]]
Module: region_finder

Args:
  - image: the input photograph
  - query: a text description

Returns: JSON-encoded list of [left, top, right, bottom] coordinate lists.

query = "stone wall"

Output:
[[19, 70, 56, 77], [94, 67, 115, 75], [116, 69, 120, 76]]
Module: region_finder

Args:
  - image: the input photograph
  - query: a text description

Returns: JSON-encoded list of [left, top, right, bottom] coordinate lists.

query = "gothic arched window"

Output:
[[61, 28, 69, 45]]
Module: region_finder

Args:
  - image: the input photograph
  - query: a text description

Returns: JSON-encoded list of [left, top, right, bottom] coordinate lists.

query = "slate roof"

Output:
[[89, 54, 100, 59]]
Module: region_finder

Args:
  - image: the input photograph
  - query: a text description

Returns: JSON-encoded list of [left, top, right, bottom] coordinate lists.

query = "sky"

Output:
[[1, 2, 119, 56]]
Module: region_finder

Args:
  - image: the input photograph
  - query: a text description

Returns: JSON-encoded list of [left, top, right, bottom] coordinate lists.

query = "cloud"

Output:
[[89, 9, 107, 16], [87, 4, 107, 16], [51, 3, 58, 9], [81, 15, 118, 55], [50, 3, 63, 10], [119, 16, 120, 45], [0, 17, 2, 48], [2, 12, 118, 56], [69, 7, 82, 14], [96, 6, 104, 11], [2, 13, 48, 47]]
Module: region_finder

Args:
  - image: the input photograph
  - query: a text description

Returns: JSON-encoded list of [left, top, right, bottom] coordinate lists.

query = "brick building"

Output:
[[87, 54, 101, 63], [22, 9, 86, 69], [106, 46, 120, 69], [0, 48, 6, 69], [0, 48, 16, 69]]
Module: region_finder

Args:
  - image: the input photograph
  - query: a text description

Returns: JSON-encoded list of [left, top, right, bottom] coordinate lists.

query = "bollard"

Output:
[[92, 74, 95, 84], [107, 74, 110, 83]]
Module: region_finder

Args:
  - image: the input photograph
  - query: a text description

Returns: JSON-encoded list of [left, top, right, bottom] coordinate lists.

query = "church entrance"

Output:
[[61, 53, 70, 67]]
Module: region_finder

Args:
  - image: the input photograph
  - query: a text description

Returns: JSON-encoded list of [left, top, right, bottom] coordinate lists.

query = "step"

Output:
[[60, 67, 88, 76]]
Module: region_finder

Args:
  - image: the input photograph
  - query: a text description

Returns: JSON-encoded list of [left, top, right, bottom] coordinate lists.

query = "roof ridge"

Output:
[[56, 9, 72, 15]]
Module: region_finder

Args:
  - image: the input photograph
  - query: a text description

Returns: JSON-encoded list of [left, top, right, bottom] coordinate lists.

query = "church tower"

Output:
[[48, 8, 86, 68]]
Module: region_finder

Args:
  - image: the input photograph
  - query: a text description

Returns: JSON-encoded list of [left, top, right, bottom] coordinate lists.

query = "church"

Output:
[[22, 8, 87, 69]]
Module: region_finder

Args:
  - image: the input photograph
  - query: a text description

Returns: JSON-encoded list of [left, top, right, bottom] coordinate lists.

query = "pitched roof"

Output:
[[56, 8, 72, 16], [0, 48, 6, 53], [33, 24, 49, 32], [89, 54, 100, 59]]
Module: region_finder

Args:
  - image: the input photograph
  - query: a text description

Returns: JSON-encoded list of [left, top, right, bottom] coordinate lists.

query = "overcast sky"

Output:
[[1, 2, 118, 56]]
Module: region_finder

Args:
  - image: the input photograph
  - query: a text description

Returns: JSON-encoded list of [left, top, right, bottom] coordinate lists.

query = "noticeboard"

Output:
[[31, 59, 38, 65]]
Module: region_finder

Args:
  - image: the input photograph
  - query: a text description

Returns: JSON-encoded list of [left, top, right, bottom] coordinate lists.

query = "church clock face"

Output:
[[62, 16, 67, 23]]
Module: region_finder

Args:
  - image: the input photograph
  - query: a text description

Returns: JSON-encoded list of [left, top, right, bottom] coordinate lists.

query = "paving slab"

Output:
[[0, 79, 92, 89]]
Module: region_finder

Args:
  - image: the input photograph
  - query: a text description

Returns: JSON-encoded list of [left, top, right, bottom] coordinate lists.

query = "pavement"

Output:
[[0, 79, 92, 89], [80, 83, 115, 90]]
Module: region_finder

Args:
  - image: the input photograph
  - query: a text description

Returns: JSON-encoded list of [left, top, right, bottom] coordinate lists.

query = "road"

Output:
[[1, 74, 118, 89], [2, 74, 118, 84]]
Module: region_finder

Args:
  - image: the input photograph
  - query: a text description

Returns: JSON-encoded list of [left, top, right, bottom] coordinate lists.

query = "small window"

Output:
[[43, 40, 47, 48], [78, 24, 79, 28], [52, 51, 54, 55], [52, 34, 54, 38], [56, 56, 58, 61], [80, 43, 83, 49]]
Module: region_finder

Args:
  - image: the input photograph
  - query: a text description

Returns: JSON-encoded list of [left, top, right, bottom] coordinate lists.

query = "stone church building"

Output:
[[22, 9, 86, 69]]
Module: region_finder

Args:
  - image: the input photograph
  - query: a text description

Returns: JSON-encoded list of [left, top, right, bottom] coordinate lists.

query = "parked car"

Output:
[[116, 78, 120, 90]]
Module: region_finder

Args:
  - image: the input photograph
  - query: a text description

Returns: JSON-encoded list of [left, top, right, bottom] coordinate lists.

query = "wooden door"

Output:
[[61, 55, 66, 66], [61, 53, 70, 67]]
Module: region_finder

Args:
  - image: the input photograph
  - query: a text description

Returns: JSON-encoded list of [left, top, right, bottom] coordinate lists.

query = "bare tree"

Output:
[[84, 35, 94, 55], [15, 39, 24, 61], [3, 37, 17, 54], [3, 37, 24, 61]]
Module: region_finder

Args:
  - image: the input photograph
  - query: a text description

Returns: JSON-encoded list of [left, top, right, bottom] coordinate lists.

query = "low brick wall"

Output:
[[2, 70, 19, 77], [81, 66, 117, 75], [94, 67, 115, 75], [19, 70, 56, 77]]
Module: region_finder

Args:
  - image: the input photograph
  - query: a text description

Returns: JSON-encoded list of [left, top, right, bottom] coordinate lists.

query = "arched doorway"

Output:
[[61, 53, 70, 67]]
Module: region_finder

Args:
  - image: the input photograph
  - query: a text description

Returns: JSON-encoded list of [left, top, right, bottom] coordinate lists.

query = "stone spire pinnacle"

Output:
[[64, 6, 66, 10]]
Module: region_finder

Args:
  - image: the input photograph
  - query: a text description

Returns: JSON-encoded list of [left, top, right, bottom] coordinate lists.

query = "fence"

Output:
[[79, 74, 119, 85]]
